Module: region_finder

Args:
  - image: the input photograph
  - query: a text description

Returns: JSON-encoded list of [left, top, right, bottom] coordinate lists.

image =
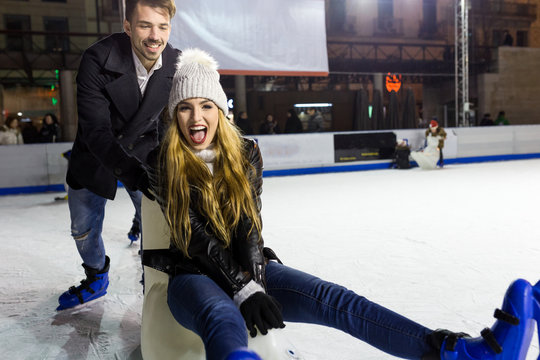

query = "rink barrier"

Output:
[[1, 125, 540, 195]]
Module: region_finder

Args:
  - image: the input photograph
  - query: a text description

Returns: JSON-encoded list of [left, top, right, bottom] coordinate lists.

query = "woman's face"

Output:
[[45, 115, 53, 125], [176, 98, 219, 150], [9, 119, 18, 129]]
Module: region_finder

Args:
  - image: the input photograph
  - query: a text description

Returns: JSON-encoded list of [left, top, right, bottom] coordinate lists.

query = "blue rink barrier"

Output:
[[263, 152, 540, 178], [2, 153, 540, 195]]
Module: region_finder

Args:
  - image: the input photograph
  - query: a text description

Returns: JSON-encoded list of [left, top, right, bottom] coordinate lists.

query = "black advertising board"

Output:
[[334, 132, 396, 162]]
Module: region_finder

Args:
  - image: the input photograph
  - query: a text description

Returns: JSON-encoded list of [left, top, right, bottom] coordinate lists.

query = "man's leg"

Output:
[[57, 187, 109, 310], [126, 188, 142, 244]]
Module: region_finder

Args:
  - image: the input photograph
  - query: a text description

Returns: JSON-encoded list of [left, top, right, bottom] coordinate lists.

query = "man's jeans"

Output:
[[167, 261, 434, 360], [68, 186, 142, 270]]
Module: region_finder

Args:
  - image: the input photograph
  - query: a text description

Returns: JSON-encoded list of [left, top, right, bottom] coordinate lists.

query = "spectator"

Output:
[[306, 107, 323, 132], [480, 113, 495, 126], [392, 139, 411, 169], [0, 117, 24, 145], [39, 113, 61, 143], [284, 109, 303, 133], [259, 113, 280, 134], [502, 30, 513, 46], [495, 111, 510, 126], [235, 111, 254, 135], [21, 120, 41, 144]]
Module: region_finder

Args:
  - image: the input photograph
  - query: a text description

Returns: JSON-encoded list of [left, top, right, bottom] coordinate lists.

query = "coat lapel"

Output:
[[104, 34, 141, 123], [118, 44, 178, 143]]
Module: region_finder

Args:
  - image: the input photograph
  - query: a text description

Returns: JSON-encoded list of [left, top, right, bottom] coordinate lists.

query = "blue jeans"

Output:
[[68, 186, 142, 270], [167, 261, 434, 360]]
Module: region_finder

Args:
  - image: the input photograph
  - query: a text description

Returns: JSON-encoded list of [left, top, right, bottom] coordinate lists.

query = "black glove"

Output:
[[240, 292, 285, 337], [136, 173, 155, 201]]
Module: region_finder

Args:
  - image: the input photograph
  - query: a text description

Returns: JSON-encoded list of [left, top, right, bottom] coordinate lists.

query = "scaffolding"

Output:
[[455, 0, 470, 126]]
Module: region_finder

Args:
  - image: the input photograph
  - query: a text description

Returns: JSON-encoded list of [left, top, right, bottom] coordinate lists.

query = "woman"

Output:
[[39, 113, 61, 143], [410, 119, 446, 170], [144, 49, 538, 360], [0, 117, 24, 145], [284, 109, 303, 133], [258, 113, 279, 134]]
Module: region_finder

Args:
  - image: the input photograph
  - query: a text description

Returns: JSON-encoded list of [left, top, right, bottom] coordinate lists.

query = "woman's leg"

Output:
[[265, 261, 434, 359], [167, 273, 248, 360]]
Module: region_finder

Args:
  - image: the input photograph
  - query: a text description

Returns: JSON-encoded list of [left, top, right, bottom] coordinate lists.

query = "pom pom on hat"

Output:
[[429, 120, 439, 128], [168, 48, 229, 119]]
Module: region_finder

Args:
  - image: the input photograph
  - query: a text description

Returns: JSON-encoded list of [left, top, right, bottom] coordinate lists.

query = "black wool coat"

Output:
[[67, 32, 180, 200]]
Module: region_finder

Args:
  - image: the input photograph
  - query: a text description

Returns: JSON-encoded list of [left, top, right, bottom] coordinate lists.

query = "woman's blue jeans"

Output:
[[167, 261, 434, 360], [68, 186, 142, 270]]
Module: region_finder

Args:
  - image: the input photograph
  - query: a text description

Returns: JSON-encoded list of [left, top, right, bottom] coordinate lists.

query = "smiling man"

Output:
[[58, 0, 180, 311]]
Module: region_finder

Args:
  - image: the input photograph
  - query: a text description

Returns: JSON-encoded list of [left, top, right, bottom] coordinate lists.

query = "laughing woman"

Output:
[[142, 48, 539, 360]]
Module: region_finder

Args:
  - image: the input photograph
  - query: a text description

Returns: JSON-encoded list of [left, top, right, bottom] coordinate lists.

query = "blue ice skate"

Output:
[[426, 278, 540, 360], [128, 217, 140, 244], [225, 348, 262, 360], [57, 256, 110, 311]]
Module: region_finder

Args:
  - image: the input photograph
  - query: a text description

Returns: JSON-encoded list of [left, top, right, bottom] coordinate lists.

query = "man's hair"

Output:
[[125, 0, 176, 22]]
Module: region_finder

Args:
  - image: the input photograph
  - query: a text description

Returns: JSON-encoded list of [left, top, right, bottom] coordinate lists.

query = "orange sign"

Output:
[[385, 73, 402, 92]]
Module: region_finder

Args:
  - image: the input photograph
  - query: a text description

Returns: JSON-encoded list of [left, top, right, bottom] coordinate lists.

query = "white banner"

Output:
[[169, 0, 329, 75]]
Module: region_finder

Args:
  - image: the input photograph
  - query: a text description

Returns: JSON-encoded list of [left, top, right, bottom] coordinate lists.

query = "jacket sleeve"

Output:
[[438, 128, 447, 149], [75, 46, 146, 191]]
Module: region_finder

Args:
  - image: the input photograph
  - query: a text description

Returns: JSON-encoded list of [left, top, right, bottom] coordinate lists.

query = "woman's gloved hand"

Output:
[[239, 292, 285, 337]]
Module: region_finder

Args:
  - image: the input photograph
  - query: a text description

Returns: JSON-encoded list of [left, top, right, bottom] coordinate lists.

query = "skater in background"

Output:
[[141, 48, 538, 360], [426, 119, 446, 167], [56, 0, 180, 311]]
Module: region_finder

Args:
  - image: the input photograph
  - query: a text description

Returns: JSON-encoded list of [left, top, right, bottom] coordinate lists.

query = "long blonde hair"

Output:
[[159, 107, 262, 257]]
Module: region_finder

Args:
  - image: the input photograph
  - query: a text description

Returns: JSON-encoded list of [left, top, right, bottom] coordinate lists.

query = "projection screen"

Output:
[[168, 0, 329, 76]]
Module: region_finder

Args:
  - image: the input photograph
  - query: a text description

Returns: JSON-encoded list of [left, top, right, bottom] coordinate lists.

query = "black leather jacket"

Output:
[[143, 138, 280, 297]]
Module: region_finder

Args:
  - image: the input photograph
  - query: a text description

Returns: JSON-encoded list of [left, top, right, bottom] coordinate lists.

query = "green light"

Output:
[[368, 105, 373, 118], [52, 97, 58, 106], [51, 85, 55, 91], [55, 69, 59, 80]]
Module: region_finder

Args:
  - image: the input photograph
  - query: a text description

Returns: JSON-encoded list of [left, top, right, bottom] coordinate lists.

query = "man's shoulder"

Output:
[[83, 33, 129, 59]]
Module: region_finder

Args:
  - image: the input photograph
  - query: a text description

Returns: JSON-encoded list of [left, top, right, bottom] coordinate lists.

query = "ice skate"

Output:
[[225, 348, 262, 360], [57, 256, 110, 311], [128, 217, 140, 244], [424, 278, 539, 360]]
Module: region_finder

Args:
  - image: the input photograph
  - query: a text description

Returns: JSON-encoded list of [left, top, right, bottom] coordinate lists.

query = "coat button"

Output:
[[117, 134, 123, 140], [127, 143, 134, 150], [114, 168, 122, 176]]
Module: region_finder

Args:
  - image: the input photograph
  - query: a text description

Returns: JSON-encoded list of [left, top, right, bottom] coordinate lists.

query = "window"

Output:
[[378, 0, 394, 19], [44, 17, 69, 52], [4, 15, 32, 51], [422, 0, 437, 33], [328, 0, 346, 33], [516, 31, 528, 47]]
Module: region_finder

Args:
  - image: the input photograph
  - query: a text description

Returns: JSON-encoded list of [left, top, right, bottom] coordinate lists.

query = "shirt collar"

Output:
[[132, 50, 163, 77]]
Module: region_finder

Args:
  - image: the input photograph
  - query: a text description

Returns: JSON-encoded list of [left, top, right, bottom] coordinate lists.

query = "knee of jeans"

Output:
[[71, 228, 91, 241], [198, 297, 245, 332]]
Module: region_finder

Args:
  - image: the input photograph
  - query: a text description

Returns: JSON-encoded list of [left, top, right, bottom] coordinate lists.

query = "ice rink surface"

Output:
[[1, 159, 539, 359]]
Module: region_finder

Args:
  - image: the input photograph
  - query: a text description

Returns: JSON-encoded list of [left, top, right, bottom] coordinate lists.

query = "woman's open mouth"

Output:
[[189, 125, 207, 144]]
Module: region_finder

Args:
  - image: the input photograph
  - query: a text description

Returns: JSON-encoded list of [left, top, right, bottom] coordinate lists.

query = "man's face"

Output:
[[124, 3, 171, 71]]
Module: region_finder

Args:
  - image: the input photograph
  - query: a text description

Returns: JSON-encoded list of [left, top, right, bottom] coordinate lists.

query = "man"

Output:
[[306, 107, 323, 132], [57, 0, 180, 311]]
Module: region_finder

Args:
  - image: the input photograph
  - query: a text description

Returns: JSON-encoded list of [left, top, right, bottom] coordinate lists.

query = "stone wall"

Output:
[[478, 46, 540, 124]]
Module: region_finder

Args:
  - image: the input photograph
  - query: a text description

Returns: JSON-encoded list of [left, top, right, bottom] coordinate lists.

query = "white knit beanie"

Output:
[[168, 48, 229, 119]]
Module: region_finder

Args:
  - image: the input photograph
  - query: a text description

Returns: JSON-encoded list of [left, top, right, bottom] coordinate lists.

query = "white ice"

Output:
[[1, 159, 539, 359]]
